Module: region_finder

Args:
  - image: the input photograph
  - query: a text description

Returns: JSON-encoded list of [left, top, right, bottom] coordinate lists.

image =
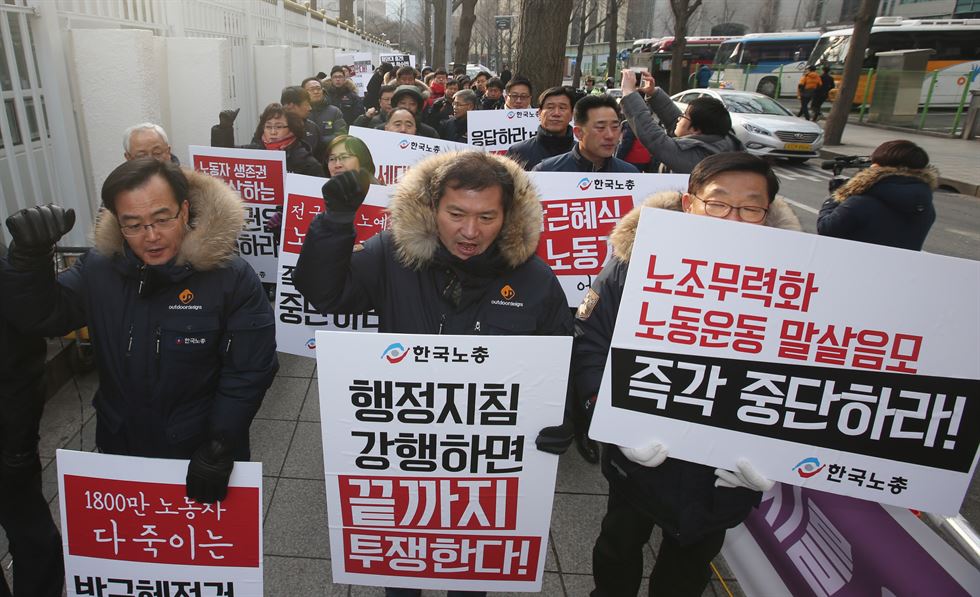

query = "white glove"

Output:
[[619, 442, 669, 468], [714, 459, 774, 492]]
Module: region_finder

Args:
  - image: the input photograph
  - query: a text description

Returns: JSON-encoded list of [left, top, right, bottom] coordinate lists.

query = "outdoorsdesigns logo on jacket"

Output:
[[179, 289, 194, 304], [169, 288, 203, 310], [492, 284, 524, 308], [500, 285, 515, 300]]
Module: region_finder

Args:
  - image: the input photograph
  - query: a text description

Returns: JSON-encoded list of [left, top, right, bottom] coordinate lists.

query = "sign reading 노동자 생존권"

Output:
[[348, 126, 477, 185], [189, 145, 286, 282], [527, 172, 688, 307], [380, 53, 416, 68], [587, 208, 980, 514], [57, 449, 263, 597], [315, 331, 571, 592], [465, 108, 539, 153], [275, 172, 393, 356]]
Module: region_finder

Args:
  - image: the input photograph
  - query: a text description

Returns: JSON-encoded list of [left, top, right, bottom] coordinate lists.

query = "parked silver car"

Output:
[[670, 88, 824, 163]]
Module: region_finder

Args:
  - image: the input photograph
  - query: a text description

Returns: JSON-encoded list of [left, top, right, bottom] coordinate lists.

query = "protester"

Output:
[[499, 65, 513, 88], [1, 159, 279, 504], [575, 152, 800, 597], [440, 89, 476, 143], [394, 65, 430, 97], [480, 77, 505, 110], [796, 65, 821, 120], [212, 103, 325, 177], [615, 120, 657, 172], [810, 66, 835, 122], [425, 68, 449, 111], [583, 77, 600, 96], [389, 85, 441, 138], [423, 78, 459, 129], [123, 122, 178, 164], [817, 140, 937, 250], [354, 84, 396, 129], [364, 62, 395, 111], [534, 94, 638, 174], [382, 107, 419, 136], [302, 77, 348, 150], [325, 65, 365, 124], [325, 134, 381, 184], [620, 69, 742, 173], [506, 86, 576, 170], [0, 244, 63, 597], [504, 76, 533, 109], [281, 85, 331, 160], [472, 70, 491, 97]]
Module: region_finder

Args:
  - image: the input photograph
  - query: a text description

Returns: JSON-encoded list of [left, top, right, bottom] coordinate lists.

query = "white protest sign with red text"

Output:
[[335, 52, 374, 96], [380, 53, 416, 68], [588, 208, 980, 514], [466, 109, 539, 153], [316, 331, 570, 592], [189, 145, 286, 282], [275, 173, 393, 356], [348, 126, 476, 185], [57, 449, 262, 597], [528, 172, 687, 307]]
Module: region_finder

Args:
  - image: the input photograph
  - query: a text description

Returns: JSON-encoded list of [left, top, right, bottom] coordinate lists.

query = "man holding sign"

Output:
[[294, 152, 575, 595], [574, 153, 801, 596]]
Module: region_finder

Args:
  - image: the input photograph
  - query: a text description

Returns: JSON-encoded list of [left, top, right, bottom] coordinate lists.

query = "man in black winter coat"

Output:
[[534, 94, 639, 174], [506, 86, 576, 170], [324, 65, 365, 124], [294, 151, 576, 597], [1, 159, 278, 506], [0, 245, 63, 597], [302, 77, 349, 151]]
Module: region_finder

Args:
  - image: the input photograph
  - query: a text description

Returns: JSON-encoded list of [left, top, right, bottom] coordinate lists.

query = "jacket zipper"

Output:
[[137, 264, 147, 296], [438, 314, 446, 335], [125, 324, 134, 357], [154, 326, 162, 377]]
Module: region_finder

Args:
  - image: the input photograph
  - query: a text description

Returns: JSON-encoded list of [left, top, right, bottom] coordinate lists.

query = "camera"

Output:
[[821, 155, 871, 193], [630, 67, 648, 87]]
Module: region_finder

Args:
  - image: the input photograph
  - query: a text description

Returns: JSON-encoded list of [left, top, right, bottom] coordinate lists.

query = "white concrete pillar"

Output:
[[313, 47, 337, 77], [291, 46, 312, 84], [254, 45, 293, 115], [166, 37, 229, 163]]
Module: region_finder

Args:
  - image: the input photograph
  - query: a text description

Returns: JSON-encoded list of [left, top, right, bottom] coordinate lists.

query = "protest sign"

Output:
[[588, 208, 980, 513], [316, 331, 570, 591], [723, 485, 980, 596], [528, 172, 688, 306], [189, 145, 286, 282], [57, 449, 262, 597], [349, 126, 476, 184], [466, 108, 539, 153], [275, 173, 393, 356], [380, 53, 416, 68], [335, 52, 373, 95]]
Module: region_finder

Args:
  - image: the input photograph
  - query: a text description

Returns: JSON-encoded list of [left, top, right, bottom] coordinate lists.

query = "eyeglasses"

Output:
[[264, 124, 289, 132], [678, 113, 691, 122], [691, 195, 768, 223], [120, 205, 183, 237], [132, 149, 169, 160], [452, 102, 472, 108], [327, 153, 357, 164], [507, 93, 531, 100]]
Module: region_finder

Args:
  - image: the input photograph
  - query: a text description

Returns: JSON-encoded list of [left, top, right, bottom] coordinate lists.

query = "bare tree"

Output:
[[572, 0, 609, 88], [755, 0, 778, 33], [453, 0, 480, 66], [422, 0, 432, 66], [824, 0, 881, 145], [604, 0, 627, 84], [668, 0, 702, 95], [339, 0, 355, 25], [514, 0, 575, 95]]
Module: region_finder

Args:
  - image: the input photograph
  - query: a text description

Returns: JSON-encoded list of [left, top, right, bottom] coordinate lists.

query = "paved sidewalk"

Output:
[[1, 354, 744, 597], [819, 122, 980, 197]]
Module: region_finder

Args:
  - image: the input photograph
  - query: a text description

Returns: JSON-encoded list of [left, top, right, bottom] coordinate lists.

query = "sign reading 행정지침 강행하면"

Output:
[[587, 208, 980, 514], [316, 331, 570, 592], [57, 449, 263, 597], [274, 173, 393, 356], [189, 145, 286, 282]]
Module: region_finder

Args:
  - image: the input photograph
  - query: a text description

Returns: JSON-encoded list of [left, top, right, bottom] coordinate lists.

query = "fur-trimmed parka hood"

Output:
[[832, 165, 938, 203], [93, 168, 245, 271], [610, 191, 802, 262], [388, 151, 541, 270]]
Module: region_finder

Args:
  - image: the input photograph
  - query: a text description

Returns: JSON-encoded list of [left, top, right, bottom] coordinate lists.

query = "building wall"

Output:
[[880, 0, 956, 18]]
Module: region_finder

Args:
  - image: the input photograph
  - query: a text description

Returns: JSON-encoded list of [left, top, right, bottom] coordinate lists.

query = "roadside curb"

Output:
[[818, 147, 980, 198]]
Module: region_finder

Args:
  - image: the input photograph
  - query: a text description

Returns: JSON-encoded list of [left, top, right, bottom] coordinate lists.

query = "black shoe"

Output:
[[576, 433, 599, 464]]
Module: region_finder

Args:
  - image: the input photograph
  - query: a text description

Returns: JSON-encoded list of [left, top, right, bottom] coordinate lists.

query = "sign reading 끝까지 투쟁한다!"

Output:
[[189, 145, 286, 283], [587, 208, 980, 515], [315, 331, 570, 592], [57, 449, 263, 597]]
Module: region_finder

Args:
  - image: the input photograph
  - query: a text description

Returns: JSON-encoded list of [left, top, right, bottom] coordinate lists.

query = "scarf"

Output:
[[262, 134, 296, 151], [431, 243, 508, 310]]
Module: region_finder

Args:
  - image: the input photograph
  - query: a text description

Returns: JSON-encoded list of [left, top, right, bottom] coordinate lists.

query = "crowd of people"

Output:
[[0, 57, 940, 597]]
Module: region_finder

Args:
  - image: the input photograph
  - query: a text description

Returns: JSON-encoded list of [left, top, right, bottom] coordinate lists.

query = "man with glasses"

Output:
[[123, 123, 177, 165], [302, 77, 348, 152], [439, 89, 477, 143], [573, 153, 801, 597], [479, 77, 505, 110], [534, 94, 638, 174], [0, 158, 278, 505], [503, 75, 533, 110], [507, 86, 576, 170], [619, 69, 742, 174]]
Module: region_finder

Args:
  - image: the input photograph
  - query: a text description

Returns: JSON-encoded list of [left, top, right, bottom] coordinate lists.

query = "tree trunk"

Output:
[[605, 0, 619, 85], [433, 0, 447, 68], [573, 2, 587, 88], [454, 0, 479, 67], [514, 0, 575, 96], [669, 0, 702, 95], [824, 0, 880, 145], [339, 0, 355, 26], [422, 0, 432, 66]]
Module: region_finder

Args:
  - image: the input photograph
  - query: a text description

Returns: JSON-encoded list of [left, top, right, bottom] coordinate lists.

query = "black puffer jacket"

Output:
[[294, 151, 572, 338], [309, 101, 349, 151], [817, 166, 937, 250], [573, 191, 802, 545], [0, 171, 279, 459], [325, 80, 365, 125], [506, 126, 575, 171]]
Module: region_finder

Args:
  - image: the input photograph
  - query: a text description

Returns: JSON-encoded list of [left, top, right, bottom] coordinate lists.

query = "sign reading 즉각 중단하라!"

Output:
[[316, 331, 570, 591], [57, 449, 263, 597], [189, 145, 286, 282], [587, 208, 980, 514], [274, 173, 393, 356]]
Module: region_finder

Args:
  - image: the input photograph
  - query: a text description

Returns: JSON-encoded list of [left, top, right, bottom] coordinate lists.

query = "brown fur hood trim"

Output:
[[92, 169, 245, 271], [832, 165, 938, 202], [388, 151, 541, 270], [610, 190, 802, 262]]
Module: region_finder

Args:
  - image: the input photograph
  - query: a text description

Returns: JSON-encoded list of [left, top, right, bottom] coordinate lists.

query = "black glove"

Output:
[[5, 204, 75, 271], [186, 438, 234, 503], [321, 169, 371, 214], [1, 449, 41, 485], [535, 421, 574, 455], [218, 108, 240, 127]]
